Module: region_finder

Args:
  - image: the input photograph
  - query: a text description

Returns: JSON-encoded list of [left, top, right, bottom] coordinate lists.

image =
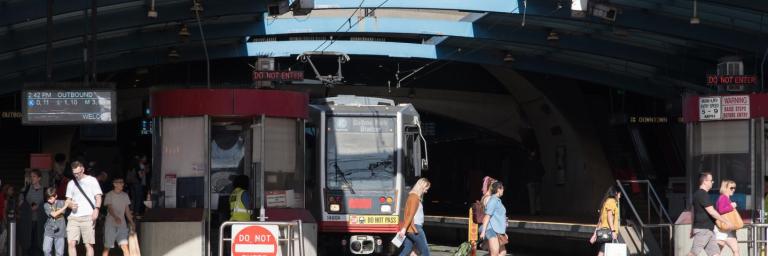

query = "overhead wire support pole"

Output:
[[46, 0, 54, 85], [90, 0, 98, 84], [193, 1, 211, 89]]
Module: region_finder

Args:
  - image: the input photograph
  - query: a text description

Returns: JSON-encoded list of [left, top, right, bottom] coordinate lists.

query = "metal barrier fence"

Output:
[[740, 223, 768, 256], [218, 220, 305, 256]]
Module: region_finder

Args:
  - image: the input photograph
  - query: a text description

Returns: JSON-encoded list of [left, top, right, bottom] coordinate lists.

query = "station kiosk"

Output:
[[676, 93, 768, 255], [142, 88, 316, 256]]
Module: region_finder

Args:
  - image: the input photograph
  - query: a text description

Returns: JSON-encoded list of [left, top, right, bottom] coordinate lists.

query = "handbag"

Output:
[[595, 228, 613, 243], [497, 234, 509, 246], [604, 242, 627, 256], [128, 230, 142, 256], [716, 210, 744, 232]]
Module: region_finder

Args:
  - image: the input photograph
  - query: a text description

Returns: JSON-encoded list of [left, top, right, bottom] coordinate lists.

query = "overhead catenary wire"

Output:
[[318, 0, 392, 52], [312, 0, 370, 51], [193, 3, 211, 89], [398, 4, 562, 88]]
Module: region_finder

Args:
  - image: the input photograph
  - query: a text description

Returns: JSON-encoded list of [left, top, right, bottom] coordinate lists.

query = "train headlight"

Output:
[[380, 205, 392, 213], [330, 204, 341, 212]]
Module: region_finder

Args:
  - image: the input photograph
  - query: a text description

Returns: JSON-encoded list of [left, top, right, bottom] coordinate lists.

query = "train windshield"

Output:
[[326, 116, 396, 191]]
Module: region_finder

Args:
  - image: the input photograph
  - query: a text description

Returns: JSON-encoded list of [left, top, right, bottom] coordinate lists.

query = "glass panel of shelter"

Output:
[[690, 120, 755, 212]]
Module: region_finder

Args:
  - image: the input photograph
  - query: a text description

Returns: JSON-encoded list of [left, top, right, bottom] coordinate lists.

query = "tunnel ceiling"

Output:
[[0, 0, 766, 98]]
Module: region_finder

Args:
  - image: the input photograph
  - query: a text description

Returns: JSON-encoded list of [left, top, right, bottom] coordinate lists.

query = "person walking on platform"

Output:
[[19, 169, 46, 256], [688, 172, 732, 256], [589, 186, 621, 256], [714, 180, 739, 255], [0, 184, 16, 255], [397, 178, 431, 256], [229, 175, 251, 221], [481, 176, 497, 206], [102, 177, 134, 256], [66, 161, 103, 256], [127, 155, 149, 216], [480, 181, 507, 256], [43, 187, 70, 256]]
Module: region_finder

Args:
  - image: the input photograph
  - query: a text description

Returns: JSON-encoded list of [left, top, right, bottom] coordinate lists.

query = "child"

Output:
[[43, 187, 69, 256], [103, 177, 134, 256]]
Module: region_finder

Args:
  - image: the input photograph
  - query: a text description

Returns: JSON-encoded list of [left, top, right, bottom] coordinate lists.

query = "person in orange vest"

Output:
[[229, 175, 251, 221]]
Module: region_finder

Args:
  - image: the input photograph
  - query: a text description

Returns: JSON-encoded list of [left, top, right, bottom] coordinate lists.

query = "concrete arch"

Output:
[[483, 65, 614, 218]]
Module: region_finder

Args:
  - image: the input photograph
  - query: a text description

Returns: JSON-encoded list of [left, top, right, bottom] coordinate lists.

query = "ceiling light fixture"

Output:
[[167, 48, 180, 59], [190, 0, 204, 12], [547, 31, 560, 41], [179, 24, 191, 38], [503, 53, 515, 63], [690, 0, 700, 24], [147, 0, 158, 18]]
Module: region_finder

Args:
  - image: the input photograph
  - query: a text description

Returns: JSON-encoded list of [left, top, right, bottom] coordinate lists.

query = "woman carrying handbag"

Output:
[[589, 186, 621, 256], [714, 180, 739, 255], [479, 181, 507, 256]]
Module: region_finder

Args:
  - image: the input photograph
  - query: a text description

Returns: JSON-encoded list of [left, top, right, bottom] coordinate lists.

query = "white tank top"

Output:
[[414, 202, 424, 225]]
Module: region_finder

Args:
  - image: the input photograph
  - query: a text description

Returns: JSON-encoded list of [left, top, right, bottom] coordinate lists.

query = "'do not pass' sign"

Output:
[[231, 224, 280, 256]]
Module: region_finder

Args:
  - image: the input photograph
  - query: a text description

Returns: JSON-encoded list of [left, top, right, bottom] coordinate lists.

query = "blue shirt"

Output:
[[484, 195, 507, 233]]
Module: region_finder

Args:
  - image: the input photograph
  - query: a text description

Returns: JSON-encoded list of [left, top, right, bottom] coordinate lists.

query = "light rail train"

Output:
[[305, 95, 428, 255]]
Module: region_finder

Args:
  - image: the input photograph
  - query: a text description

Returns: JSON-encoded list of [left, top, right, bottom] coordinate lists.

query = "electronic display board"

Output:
[[22, 89, 116, 125]]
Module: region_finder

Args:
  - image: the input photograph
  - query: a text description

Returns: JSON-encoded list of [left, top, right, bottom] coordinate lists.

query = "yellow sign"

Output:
[[348, 215, 399, 225]]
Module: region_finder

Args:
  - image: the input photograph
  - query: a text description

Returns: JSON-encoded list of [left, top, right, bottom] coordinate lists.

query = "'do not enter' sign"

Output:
[[231, 224, 280, 256]]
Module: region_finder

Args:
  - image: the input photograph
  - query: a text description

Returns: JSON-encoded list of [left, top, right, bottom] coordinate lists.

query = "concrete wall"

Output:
[[140, 221, 204, 256], [484, 66, 615, 218]]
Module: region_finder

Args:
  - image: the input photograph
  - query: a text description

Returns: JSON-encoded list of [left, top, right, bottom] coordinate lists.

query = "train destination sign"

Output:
[[252, 70, 304, 81], [22, 89, 116, 125]]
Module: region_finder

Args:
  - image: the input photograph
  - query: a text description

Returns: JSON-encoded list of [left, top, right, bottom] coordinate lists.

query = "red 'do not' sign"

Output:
[[232, 225, 279, 256]]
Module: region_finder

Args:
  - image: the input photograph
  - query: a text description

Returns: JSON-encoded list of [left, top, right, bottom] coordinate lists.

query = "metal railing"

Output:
[[740, 223, 768, 256], [616, 179, 674, 255], [218, 220, 305, 256]]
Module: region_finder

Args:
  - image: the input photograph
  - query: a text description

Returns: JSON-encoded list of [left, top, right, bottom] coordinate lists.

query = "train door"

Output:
[[402, 126, 423, 188]]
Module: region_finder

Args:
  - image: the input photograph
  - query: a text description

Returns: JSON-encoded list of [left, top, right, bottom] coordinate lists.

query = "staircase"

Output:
[[616, 180, 674, 256]]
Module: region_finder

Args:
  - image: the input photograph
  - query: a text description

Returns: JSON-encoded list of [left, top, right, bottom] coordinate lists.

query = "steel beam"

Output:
[[0, 0, 265, 53]]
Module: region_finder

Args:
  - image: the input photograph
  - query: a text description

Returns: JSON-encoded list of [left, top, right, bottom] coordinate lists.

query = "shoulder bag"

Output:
[[716, 209, 744, 232], [594, 198, 618, 244], [73, 178, 96, 210]]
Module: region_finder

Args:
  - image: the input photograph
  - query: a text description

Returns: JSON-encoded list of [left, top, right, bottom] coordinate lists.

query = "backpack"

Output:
[[453, 241, 472, 256], [471, 200, 485, 224]]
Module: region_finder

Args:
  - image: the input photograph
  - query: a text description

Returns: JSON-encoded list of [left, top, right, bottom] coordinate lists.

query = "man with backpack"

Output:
[[66, 161, 103, 256]]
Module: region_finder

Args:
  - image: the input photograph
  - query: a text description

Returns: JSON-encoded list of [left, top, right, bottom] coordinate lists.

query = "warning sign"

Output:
[[699, 96, 721, 121], [231, 224, 280, 256], [721, 95, 750, 120]]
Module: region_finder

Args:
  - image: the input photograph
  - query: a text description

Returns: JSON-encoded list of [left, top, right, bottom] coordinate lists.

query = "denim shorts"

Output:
[[485, 228, 499, 239]]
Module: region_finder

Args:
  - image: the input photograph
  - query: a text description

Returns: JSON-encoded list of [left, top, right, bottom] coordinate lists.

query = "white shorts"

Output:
[[714, 226, 737, 241], [104, 225, 129, 248]]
